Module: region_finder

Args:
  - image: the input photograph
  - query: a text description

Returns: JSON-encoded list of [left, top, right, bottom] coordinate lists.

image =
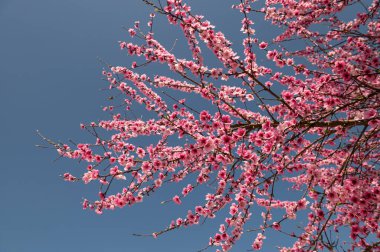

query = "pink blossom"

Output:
[[259, 42, 268, 49], [173, 195, 182, 205]]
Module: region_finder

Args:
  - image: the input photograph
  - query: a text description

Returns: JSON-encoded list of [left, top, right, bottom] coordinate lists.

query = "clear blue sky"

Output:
[[0, 1, 316, 251]]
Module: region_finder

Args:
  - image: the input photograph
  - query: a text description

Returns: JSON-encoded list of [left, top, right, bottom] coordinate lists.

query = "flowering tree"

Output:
[[42, 0, 380, 251]]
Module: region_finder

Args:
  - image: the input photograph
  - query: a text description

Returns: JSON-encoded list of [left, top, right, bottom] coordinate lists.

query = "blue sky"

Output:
[[0, 1, 326, 251]]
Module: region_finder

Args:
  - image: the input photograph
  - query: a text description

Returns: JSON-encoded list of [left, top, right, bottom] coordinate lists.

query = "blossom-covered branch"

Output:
[[43, 0, 380, 251]]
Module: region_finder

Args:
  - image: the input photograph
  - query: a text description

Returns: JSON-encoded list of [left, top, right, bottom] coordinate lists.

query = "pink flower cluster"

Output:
[[49, 0, 380, 251]]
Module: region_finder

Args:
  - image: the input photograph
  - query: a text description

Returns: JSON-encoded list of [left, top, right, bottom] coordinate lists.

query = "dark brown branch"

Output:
[[231, 117, 378, 130]]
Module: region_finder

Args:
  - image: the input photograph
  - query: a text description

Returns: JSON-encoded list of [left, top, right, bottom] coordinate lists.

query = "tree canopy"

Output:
[[43, 0, 380, 251]]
